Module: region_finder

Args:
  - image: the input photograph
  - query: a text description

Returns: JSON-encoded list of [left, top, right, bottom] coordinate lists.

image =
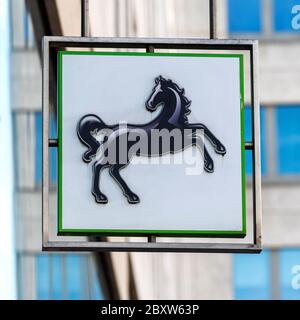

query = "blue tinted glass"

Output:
[[36, 255, 50, 300], [244, 106, 266, 175], [49, 114, 57, 185], [92, 268, 103, 300], [274, 0, 300, 32], [24, 12, 29, 45], [35, 112, 42, 185], [35, 254, 103, 300], [52, 255, 63, 299], [228, 0, 261, 33], [66, 255, 82, 300], [244, 107, 252, 175], [277, 106, 300, 174], [234, 250, 271, 299], [279, 249, 300, 299], [35, 112, 57, 186]]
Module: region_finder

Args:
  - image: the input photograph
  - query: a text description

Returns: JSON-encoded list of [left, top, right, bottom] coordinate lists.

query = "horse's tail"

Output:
[[77, 114, 107, 163]]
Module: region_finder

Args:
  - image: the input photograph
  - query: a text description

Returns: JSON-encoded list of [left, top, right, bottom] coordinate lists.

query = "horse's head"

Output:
[[145, 75, 168, 112], [146, 75, 192, 124]]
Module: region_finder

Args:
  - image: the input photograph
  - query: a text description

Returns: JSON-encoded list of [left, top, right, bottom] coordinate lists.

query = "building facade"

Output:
[[2, 0, 300, 299]]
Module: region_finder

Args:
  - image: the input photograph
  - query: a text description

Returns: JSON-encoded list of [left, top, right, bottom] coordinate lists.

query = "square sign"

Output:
[[58, 51, 246, 237]]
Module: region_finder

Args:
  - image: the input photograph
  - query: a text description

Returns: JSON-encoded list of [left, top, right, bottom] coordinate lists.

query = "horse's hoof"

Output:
[[216, 144, 226, 155], [204, 161, 214, 173], [126, 193, 140, 204], [94, 193, 108, 204]]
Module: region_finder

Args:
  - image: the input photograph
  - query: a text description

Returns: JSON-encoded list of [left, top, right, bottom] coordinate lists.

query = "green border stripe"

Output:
[[57, 51, 246, 238], [58, 51, 63, 233], [240, 55, 247, 236]]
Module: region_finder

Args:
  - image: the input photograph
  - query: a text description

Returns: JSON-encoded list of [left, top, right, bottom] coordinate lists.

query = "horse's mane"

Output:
[[164, 79, 192, 123]]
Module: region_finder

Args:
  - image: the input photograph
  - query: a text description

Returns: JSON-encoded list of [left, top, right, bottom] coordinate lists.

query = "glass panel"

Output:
[[228, 0, 262, 33], [234, 250, 271, 299], [23, 10, 29, 45], [52, 255, 63, 300], [35, 112, 42, 186], [92, 271, 103, 300], [49, 113, 57, 186], [276, 106, 300, 174], [279, 249, 300, 299], [34, 254, 104, 300], [273, 0, 300, 32], [36, 255, 50, 300], [66, 255, 82, 300], [91, 261, 103, 300]]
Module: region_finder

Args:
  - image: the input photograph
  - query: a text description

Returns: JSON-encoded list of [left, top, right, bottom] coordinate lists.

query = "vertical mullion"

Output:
[[61, 255, 68, 300], [262, 0, 273, 37], [17, 253, 23, 299], [80, 255, 88, 299], [209, 0, 217, 39], [81, 0, 89, 37], [270, 249, 280, 299], [114, 0, 119, 37], [86, 255, 92, 299], [265, 106, 277, 177]]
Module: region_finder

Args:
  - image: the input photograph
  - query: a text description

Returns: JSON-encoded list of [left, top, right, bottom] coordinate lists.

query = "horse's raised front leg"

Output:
[[92, 162, 109, 204], [109, 164, 140, 204], [188, 123, 226, 155]]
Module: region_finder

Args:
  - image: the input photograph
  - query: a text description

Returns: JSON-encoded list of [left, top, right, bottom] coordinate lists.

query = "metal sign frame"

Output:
[[42, 36, 262, 253]]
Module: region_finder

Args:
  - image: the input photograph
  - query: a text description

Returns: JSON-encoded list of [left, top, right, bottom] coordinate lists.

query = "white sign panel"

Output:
[[58, 51, 246, 237]]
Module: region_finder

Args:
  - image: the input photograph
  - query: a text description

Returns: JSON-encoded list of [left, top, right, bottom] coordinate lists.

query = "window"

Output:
[[244, 106, 266, 175], [228, 0, 300, 37], [11, 0, 35, 48], [273, 0, 300, 32], [276, 106, 300, 174], [35, 254, 103, 300], [234, 249, 300, 300], [234, 250, 272, 299], [279, 249, 300, 299], [244, 105, 300, 179], [228, 0, 262, 33]]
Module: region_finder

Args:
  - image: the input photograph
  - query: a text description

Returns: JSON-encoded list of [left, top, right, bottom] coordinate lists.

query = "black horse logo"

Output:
[[77, 76, 226, 204]]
